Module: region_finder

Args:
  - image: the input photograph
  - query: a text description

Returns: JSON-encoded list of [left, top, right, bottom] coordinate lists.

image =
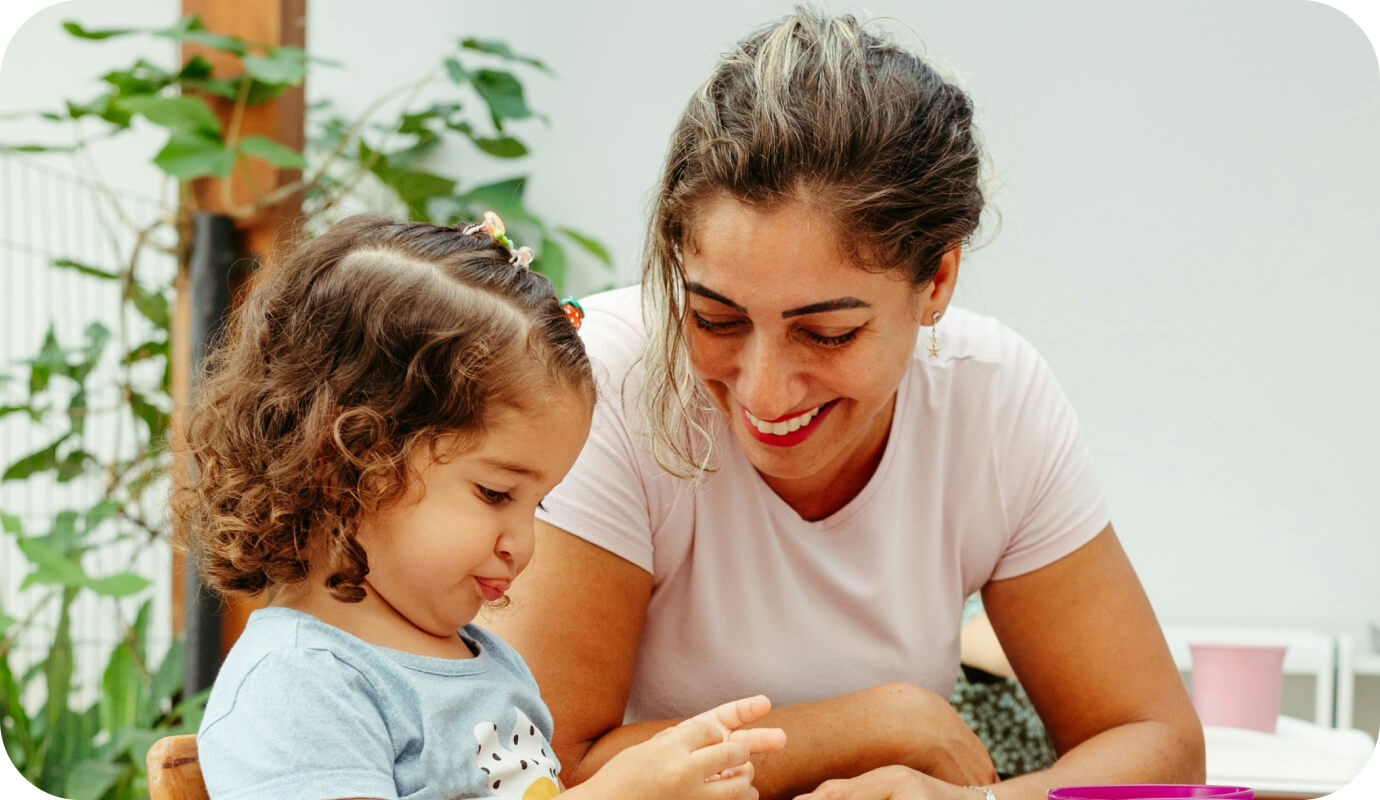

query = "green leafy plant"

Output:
[[1, 14, 609, 799]]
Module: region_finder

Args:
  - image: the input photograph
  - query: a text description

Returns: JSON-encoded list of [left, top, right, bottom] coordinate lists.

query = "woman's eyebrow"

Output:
[[685, 282, 747, 312], [780, 297, 871, 318], [686, 282, 870, 318]]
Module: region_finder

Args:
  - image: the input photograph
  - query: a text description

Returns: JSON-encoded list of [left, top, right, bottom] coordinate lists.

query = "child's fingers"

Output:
[[690, 739, 752, 778], [689, 694, 773, 733], [729, 726, 786, 754], [701, 773, 760, 800], [708, 760, 755, 783], [664, 718, 730, 750]]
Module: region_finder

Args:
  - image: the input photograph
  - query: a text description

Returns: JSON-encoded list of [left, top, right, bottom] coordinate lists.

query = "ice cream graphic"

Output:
[[472, 708, 561, 799]]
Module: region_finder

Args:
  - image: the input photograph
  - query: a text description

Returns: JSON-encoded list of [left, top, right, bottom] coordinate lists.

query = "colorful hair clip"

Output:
[[463, 210, 535, 270], [560, 296, 584, 330]]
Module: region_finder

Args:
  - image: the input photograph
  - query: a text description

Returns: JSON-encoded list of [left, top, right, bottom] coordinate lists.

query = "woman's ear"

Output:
[[917, 244, 961, 323]]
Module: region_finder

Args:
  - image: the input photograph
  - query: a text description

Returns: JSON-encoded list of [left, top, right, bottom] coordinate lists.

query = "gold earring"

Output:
[[928, 310, 942, 358]]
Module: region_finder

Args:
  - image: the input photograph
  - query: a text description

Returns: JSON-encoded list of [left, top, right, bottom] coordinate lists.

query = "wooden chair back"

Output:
[[146, 734, 209, 800]]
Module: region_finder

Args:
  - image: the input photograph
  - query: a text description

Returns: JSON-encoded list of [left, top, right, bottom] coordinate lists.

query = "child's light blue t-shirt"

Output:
[[197, 607, 562, 800]]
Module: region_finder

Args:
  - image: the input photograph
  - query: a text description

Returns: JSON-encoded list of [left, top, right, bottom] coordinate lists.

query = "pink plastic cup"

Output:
[[1047, 785, 1254, 800], [1188, 643, 1287, 733]]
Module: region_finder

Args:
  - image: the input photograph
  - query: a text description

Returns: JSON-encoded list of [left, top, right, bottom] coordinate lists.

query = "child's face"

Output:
[[354, 386, 592, 641]]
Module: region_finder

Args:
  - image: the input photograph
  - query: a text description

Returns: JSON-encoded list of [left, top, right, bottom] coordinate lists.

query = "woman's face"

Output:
[[680, 193, 956, 499]]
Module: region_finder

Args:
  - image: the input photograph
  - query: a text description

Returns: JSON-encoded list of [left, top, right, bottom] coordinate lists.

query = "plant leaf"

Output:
[[48, 510, 81, 554], [101, 59, 174, 96], [443, 57, 472, 84], [63, 761, 126, 800], [52, 258, 119, 281], [29, 326, 64, 393], [558, 227, 613, 266], [153, 16, 248, 56], [536, 237, 566, 290], [56, 450, 96, 483], [128, 390, 170, 443], [0, 511, 21, 535], [243, 46, 307, 85], [0, 142, 79, 154], [152, 131, 235, 180], [178, 55, 215, 81], [84, 499, 120, 534], [65, 94, 133, 127], [147, 641, 185, 719], [3, 435, 69, 481], [237, 135, 306, 168], [459, 38, 550, 73], [361, 143, 456, 219], [16, 535, 87, 589], [41, 588, 78, 755], [131, 284, 172, 328], [118, 95, 221, 137], [0, 405, 40, 422], [457, 177, 532, 225], [472, 69, 532, 122], [62, 21, 136, 40], [468, 135, 527, 158], [122, 338, 169, 365], [86, 572, 152, 598]]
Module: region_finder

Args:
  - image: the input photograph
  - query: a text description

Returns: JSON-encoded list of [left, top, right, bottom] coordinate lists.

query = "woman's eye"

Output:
[[690, 312, 744, 334], [477, 486, 513, 505], [803, 328, 859, 348]]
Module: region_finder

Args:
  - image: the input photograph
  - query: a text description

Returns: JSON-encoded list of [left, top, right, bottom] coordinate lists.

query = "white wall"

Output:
[[3, 0, 1377, 643], [311, 0, 1380, 640]]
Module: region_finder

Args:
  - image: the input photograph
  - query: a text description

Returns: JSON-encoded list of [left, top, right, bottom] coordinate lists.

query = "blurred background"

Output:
[[1, 1, 1377, 798]]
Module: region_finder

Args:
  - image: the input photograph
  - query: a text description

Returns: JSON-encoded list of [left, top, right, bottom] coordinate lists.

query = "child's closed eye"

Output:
[[476, 485, 513, 505]]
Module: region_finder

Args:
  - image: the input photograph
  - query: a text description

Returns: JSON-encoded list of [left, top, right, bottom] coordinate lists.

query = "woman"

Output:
[[484, 9, 1203, 799]]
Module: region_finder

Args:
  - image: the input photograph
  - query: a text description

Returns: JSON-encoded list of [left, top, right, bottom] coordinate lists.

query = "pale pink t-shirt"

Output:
[[537, 286, 1108, 723]]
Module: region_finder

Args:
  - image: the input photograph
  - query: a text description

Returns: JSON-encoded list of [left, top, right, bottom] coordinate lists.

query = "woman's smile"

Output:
[[741, 399, 838, 445]]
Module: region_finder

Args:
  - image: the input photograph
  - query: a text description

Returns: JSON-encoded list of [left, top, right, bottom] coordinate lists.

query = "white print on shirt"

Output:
[[472, 708, 561, 799]]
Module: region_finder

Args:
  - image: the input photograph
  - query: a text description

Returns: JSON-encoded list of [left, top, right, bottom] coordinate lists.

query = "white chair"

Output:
[[1161, 623, 1375, 796], [1161, 623, 1335, 726]]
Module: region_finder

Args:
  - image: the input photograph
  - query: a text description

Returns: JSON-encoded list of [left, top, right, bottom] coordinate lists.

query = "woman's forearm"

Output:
[[562, 683, 992, 800], [986, 718, 1205, 800]]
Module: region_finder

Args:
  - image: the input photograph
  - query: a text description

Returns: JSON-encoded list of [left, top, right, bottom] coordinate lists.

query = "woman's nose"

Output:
[[736, 334, 805, 419]]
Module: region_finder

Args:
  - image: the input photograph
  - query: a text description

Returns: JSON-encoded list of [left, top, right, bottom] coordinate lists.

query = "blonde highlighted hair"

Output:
[[640, 6, 988, 480]]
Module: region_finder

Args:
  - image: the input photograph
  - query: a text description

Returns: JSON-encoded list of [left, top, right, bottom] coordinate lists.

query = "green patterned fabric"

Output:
[[949, 595, 1056, 777]]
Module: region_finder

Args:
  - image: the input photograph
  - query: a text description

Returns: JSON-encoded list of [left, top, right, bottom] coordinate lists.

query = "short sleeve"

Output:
[[990, 338, 1109, 580], [537, 298, 657, 573], [198, 649, 398, 800]]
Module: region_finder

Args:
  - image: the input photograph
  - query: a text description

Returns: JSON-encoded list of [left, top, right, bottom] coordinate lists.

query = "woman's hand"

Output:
[[880, 683, 996, 787], [793, 766, 981, 800], [572, 695, 787, 799]]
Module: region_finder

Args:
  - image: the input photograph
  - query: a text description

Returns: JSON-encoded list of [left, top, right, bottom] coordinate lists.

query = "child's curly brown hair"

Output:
[[170, 215, 594, 603]]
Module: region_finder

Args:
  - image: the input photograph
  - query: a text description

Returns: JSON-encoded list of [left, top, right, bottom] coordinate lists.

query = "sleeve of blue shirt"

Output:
[[198, 648, 400, 800]]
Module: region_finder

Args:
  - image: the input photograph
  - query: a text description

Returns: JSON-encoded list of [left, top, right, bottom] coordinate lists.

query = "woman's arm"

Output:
[[983, 522, 1204, 798], [800, 523, 1204, 800], [482, 521, 996, 800]]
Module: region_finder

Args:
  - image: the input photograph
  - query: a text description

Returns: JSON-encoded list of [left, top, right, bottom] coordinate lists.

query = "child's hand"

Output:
[[583, 695, 786, 799]]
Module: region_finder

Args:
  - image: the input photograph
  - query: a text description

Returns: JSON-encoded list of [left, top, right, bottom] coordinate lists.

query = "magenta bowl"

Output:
[[1048, 786, 1253, 800]]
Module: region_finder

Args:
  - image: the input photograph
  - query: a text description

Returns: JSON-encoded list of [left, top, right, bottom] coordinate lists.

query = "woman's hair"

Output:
[[171, 215, 594, 602], [640, 6, 988, 479]]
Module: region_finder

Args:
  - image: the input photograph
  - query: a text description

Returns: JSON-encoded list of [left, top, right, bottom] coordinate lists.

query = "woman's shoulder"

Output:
[[574, 285, 648, 365], [927, 306, 1041, 366]]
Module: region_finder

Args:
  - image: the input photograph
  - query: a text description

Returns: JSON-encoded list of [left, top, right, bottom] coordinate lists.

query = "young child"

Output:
[[172, 214, 785, 800]]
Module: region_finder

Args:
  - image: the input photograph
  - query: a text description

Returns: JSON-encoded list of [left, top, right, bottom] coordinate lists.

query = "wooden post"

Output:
[[170, 0, 306, 663]]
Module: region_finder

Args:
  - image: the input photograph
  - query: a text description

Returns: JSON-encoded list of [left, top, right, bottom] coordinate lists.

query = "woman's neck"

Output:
[[759, 394, 896, 522]]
